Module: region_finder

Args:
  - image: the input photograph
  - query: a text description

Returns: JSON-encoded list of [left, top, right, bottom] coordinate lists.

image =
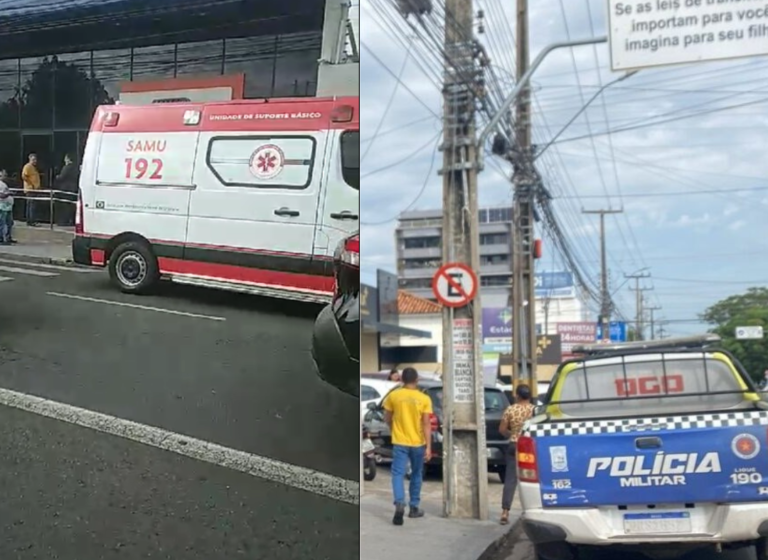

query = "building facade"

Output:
[[395, 207, 514, 307], [0, 0, 354, 189]]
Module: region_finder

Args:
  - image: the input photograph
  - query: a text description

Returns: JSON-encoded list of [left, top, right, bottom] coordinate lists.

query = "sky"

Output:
[[358, 0, 768, 337]]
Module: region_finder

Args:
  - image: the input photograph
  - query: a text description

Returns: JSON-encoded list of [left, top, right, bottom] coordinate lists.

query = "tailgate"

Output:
[[531, 411, 768, 507]]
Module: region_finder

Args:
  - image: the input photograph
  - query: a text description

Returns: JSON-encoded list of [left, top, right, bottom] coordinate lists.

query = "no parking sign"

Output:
[[432, 263, 478, 308]]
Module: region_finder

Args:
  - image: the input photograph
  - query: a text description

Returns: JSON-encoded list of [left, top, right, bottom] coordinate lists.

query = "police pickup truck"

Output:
[[519, 335, 768, 560]]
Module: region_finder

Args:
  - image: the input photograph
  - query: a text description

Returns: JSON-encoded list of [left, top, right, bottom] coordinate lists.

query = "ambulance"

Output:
[[72, 97, 359, 304]]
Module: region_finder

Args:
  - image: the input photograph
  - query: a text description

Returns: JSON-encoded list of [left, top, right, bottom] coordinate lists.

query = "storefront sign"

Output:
[[452, 317, 475, 404], [535, 271, 575, 299], [537, 335, 562, 365], [481, 307, 541, 352]]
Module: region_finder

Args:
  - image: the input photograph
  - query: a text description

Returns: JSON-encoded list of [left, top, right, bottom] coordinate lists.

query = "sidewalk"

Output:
[[362, 487, 521, 560], [1, 224, 74, 263]]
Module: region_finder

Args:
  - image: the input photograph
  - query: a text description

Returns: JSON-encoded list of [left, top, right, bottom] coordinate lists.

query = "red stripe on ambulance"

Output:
[[91, 97, 359, 133]]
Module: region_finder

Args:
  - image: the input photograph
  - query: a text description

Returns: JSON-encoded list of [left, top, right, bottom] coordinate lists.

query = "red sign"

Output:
[[432, 263, 478, 308], [615, 375, 685, 397]]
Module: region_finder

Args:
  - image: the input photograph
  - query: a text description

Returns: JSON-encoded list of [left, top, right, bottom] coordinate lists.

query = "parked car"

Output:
[[360, 378, 399, 416], [498, 381, 551, 406], [363, 380, 511, 480], [311, 233, 359, 397]]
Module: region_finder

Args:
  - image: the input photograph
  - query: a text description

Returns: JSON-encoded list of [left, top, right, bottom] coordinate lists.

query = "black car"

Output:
[[310, 233, 360, 397], [363, 380, 512, 481]]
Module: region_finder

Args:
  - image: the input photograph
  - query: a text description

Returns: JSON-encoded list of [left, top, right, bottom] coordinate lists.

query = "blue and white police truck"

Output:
[[518, 334, 768, 560]]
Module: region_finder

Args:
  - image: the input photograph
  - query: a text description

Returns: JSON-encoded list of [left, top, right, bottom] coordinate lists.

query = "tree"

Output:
[[701, 287, 768, 382]]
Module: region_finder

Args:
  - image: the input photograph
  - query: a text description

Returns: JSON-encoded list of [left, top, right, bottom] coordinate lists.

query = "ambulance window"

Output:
[[207, 136, 316, 190], [340, 131, 359, 190]]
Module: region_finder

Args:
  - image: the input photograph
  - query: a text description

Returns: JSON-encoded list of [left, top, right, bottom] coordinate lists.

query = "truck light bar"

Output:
[[572, 334, 722, 356]]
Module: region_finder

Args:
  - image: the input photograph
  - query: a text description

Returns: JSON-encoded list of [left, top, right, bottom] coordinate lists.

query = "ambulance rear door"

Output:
[[89, 105, 200, 245], [314, 100, 359, 271]]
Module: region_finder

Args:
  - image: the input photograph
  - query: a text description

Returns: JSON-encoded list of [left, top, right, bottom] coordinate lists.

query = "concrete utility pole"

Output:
[[510, 0, 538, 395], [647, 306, 661, 340], [582, 208, 623, 341], [626, 272, 652, 340], [439, 0, 488, 520]]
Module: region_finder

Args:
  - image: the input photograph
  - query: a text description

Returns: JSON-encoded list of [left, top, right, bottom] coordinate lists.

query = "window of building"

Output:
[[0, 59, 19, 129], [403, 237, 441, 249], [403, 258, 441, 269], [340, 131, 359, 190], [224, 36, 277, 99], [132, 45, 176, 81], [273, 32, 320, 97], [20, 56, 53, 129], [53, 52, 93, 129], [481, 275, 511, 287], [478, 209, 488, 223], [401, 278, 432, 289], [488, 207, 513, 222], [480, 233, 508, 245], [481, 254, 509, 265], [91, 48, 131, 104], [0, 131, 20, 179], [176, 40, 225, 78], [207, 135, 316, 189]]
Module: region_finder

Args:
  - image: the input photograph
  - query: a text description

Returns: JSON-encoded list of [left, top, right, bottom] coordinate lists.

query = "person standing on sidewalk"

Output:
[[22, 153, 41, 227], [498, 383, 535, 525], [0, 170, 14, 244], [383, 367, 432, 526]]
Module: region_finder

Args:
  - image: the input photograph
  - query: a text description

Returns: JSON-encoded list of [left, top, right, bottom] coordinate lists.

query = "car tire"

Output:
[[108, 241, 160, 294], [756, 537, 768, 560], [534, 542, 577, 560]]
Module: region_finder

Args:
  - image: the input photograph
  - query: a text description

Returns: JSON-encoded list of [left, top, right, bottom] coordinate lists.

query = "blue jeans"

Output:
[[0, 210, 11, 242], [391, 444, 426, 508]]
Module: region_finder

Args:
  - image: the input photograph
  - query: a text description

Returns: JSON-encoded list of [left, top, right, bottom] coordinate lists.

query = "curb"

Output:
[[477, 517, 527, 560], [0, 252, 80, 268]]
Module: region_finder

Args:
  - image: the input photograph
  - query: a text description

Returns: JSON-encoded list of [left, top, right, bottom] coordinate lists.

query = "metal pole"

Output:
[[647, 306, 661, 340], [477, 35, 607, 148], [626, 271, 652, 341], [440, 0, 487, 520], [582, 208, 623, 341]]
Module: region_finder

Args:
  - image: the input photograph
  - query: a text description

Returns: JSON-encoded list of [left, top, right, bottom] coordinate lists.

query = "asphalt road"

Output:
[[0, 257, 359, 559]]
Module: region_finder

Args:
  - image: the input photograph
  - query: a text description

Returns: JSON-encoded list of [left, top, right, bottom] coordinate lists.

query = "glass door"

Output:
[[21, 133, 53, 224]]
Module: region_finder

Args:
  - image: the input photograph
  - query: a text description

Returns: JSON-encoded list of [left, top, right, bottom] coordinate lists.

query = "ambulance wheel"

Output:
[[109, 241, 160, 294], [756, 537, 768, 560]]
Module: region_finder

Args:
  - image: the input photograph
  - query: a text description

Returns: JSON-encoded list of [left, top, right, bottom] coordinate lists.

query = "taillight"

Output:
[[429, 413, 439, 432], [517, 435, 539, 483], [335, 235, 359, 269], [75, 191, 84, 235]]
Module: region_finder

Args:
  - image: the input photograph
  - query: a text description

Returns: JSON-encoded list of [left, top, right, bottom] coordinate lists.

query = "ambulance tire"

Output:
[[756, 537, 768, 560], [533, 542, 577, 560], [109, 241, 160, 295]]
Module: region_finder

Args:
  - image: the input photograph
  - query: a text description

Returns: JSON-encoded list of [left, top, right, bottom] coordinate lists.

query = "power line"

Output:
[[555, 185, 768, 199]]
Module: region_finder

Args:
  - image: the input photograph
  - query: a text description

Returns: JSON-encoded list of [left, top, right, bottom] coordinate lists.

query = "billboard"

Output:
[[481, 307, 541, 353], [596, 321, 629, 343], [377, 269, 399, 327], [607, 1, 768, 72], [535, 272, 575, 299], [557, 322, 597, 357]]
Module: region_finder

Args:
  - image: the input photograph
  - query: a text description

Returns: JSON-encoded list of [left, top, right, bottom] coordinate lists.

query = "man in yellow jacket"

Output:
[[22, 153, 41, 226]]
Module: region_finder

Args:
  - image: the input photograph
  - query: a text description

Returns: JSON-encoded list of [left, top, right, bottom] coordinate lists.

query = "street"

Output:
[[0, 256, 359, 559]]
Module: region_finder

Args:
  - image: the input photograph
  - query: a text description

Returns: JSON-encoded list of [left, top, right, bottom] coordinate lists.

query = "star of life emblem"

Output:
[[249, 144, 285, 180]]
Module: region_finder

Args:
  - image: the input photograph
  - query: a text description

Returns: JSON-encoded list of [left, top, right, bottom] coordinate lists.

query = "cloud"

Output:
[[360, 0, 768, 333]]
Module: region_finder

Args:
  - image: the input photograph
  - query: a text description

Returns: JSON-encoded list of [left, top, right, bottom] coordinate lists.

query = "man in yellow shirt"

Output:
[[383, 367, 433, 525], [22, 153, 41, 226]]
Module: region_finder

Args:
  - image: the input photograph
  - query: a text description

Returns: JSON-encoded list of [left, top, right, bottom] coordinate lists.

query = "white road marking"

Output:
[[0, 386, 359, 505], [46, 292, 227, 322], [0, 258, 97, 273], [0, 265, 58, 277], [0, 276, 11, 282]]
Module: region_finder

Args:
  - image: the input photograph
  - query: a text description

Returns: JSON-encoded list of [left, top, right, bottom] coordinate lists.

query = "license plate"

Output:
[[362, 439, 375, 453], [623, 512, 691, 535]]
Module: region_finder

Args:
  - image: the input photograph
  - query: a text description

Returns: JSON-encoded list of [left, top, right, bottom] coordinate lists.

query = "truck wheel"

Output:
[[534, 542, 577, 560], [108, 241, 160, 294], [756, 537, 768, 560]]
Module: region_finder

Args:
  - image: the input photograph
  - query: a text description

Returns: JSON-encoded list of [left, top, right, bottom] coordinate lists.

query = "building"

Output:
[[0, 0, 357, 188], [395, 207, 514, 307]]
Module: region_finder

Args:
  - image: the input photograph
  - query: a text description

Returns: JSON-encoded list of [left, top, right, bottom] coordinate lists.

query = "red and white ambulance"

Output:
[[73, 97, 359, 304]]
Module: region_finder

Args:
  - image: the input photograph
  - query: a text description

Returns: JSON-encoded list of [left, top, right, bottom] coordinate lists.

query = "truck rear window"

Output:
[[553, 354, 748, 418]]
